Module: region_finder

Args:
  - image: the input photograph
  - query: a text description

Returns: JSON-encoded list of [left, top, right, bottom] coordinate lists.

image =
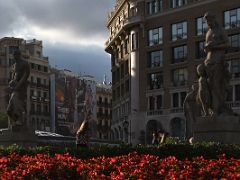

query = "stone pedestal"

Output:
[[193, 115, 240, 144], [0, 125, 38, 147]]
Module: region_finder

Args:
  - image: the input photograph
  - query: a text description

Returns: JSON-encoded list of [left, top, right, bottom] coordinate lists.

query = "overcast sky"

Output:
[[0, 0, 115, 82]]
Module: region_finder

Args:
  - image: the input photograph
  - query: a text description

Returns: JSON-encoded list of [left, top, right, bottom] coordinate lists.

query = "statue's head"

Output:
[[204, 12, 217, 29], [13, 49, 21, 60]]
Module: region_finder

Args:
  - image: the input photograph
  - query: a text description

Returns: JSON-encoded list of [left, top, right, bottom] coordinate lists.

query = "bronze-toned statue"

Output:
[[183, 84, 201, 139], [203, 12, 230, 116], [196, 64, 211, 116], [6, 50, 30, 130]]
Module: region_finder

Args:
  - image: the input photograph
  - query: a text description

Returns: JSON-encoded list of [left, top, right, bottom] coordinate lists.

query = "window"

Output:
[[149, 96, 155, 110], [170, 0, 187, 8], [172, 45, 187, 63], [172, 93, 179, 107], [224, 8, 240, 29], [43, 92, 48, 98], [196, 17, 208, 35], [37, 91, 41, 97], [156, 95, 162, 109], [44, 66, 48, 72], [148, 27, 163, 46], [43, 79, 47, 85], [36, 51, 41, 58], [30, 76, 34, 83], [9, 46, 19, 54], [125, 79, 129, 93], [120, 44, 124, 58], [37, 65, 41, 71], [31, 63, 35, 69], [172, 68, 188, 86], [44, 105, 48, 113], [37, 104, 41, 114], [149, 50, 163, 68], [235, 85, 240, 101], [31, 103, 35, 112], [231, 60, 240, 78], [148, 72, 163, 90], [180, 92, 186, 107], [228, 34, 240, 53], [196, 41, 206, 59], [121, 83, 124, 96], [226, 85, 233, 102], [172, 21, 187, 41], [37, 77, 41, 85], [147, 0, 163, 15], [172, 91, 186, 107], [125, 60, 129, 75], [30, 89, 34, 96], [131, 32, 138, 50], [124, 39, 128, 54], [120, 63, 124, 79]]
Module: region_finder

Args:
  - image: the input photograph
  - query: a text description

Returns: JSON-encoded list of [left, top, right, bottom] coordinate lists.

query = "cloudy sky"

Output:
[[0, 0, 115, 82]]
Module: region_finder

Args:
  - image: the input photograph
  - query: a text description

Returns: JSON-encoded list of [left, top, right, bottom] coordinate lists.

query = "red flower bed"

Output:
[[1, 152, 240, 179]]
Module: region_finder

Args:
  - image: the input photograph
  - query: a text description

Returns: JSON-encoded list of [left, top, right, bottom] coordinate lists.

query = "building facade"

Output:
[[96, 81, 112, 141], [50, 69, 98, 137], [105, 0, 240, 144], [0, 37, 51, 131]]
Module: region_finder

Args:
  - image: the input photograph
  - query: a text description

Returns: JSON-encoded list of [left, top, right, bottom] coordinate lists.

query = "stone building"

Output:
[[50, 69, 98, 137], [105, 0, 240, 144], [96, 79, 112, 141], [0, 37, 50, 131]]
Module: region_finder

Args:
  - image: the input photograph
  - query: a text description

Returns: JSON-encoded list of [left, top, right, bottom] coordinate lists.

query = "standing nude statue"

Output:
[[6, 50, 30, 130], [183, 84, 201, 140], [203, 12, 231, 116], [196, 64, 211, 116]]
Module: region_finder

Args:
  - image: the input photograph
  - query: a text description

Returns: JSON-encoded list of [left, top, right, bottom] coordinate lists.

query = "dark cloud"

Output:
[[0, 0, 114, 82], [44, 43, 112, 83], [0, 0, 114, 39], [0, 1, 21, 35]]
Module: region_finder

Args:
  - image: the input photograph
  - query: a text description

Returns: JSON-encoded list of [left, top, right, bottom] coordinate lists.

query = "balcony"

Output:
[[97, 102, 111, 108], [147, 110, 163, 116], [123, 15, 143, 29], [227, 47, 240, 54], [232, 73, 240, 79], [170, 107, 184, 113], [105, 15, 143, 48], [226, 101, 240, 108]]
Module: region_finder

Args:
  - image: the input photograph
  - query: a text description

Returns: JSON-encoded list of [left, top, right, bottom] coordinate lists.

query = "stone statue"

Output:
[[196, 64, 211, 116], [6, 50, 30, 130], [183, 84, 201, 139], [203, 12, 231, 116]]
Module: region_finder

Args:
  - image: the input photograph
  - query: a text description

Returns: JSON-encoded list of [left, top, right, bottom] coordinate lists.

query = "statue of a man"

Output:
[[203, 12, 230, 116], [6, 50, 30, 130]]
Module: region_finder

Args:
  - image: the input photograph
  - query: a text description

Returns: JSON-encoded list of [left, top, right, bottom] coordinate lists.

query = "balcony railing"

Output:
[[147, 110, 163, 116], [226, 101, 240, 108], [170, 107, 184, 113]]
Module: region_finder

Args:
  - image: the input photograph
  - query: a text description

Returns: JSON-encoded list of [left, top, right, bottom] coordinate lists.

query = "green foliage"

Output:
[[0, 142, 240, 160], [0, 112, 8, 129]]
